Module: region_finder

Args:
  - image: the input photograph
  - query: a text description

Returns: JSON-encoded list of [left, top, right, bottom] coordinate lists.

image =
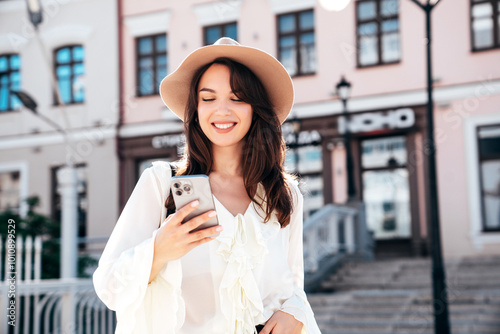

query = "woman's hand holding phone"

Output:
[[148, 200, 222, 284]]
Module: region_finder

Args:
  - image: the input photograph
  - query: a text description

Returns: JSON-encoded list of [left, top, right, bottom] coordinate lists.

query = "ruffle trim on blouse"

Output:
[[216, 211, 279, 334]]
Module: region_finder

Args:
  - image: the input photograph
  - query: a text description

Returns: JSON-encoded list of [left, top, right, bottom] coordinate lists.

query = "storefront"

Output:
[[298, 105, 430, 257], [118, 132, 184, 209]]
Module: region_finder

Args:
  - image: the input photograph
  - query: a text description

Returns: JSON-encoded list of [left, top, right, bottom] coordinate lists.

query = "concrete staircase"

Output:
[[308, 256, 500, 334]]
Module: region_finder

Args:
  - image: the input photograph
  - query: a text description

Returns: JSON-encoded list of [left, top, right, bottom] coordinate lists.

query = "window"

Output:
[[204, 22, 237, 45], [0, 54, 21, 112], [471, 0, 500, 51], [356, 0, 400, 67], [54, 45, 85, 105], [51, 164, 88, 241], [0, 170, 21, 213], [136, 34, 167, 97], [477, 124, 500, 231], [361, 136, 411, 239], [277, 10, 316, 76]]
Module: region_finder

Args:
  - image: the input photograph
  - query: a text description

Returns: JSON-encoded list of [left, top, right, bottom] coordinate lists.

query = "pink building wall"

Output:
[[118, 0, 500, 259], [436, 94, 500, 257]]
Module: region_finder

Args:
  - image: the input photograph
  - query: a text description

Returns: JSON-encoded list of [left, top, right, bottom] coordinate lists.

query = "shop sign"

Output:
[[152, 134, 185, 149], [283, 130, 322, 146], [338, 108, 415, 135]]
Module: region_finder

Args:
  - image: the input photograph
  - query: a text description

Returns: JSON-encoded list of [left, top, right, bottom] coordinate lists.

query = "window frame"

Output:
[[355, 0, 401, 68], [0, 53, 21, 112], [53, 45, 85, 105], [0, 169, 21, 213], [470, 0, 500, 52], [203, 21, 238, 46], [135, 33, 167, 97], [476, 123, 500, 232], [277, 9, 316, 77]]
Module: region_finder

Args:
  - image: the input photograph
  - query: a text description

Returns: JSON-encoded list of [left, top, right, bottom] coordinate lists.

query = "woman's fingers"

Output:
[[187, 223, 222, 243], [169, 200, 201, 226], [259, 311, 303, 334], [154, 200, 222, 264], [181, 209, 217, 234]]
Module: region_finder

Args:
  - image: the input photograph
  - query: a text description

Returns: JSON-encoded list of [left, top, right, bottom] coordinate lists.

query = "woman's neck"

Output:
[[211, 144, 243, 177]]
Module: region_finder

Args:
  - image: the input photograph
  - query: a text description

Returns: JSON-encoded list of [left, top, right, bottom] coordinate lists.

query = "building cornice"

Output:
[[192, 0, 242, 26], [268, 0, 316, 14], [124, 10, 171, 37], [292, 78, 500, 119], [0, 126, 117, 150], [118, 120, 183, 139]]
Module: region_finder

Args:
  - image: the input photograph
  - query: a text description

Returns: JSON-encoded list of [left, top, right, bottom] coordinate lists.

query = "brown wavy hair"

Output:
[[165, 57, 295, 227]]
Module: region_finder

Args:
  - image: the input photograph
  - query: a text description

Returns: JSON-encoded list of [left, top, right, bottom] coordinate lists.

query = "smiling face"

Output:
[[197, 63, 253, 151]]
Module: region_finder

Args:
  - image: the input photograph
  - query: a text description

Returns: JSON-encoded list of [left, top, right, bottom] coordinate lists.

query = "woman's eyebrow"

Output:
[[199, 88, 215, 93]]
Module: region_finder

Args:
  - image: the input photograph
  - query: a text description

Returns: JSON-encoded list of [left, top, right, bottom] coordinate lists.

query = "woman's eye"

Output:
[[201, 98, 215, 102], [231, 98, 243, 102]]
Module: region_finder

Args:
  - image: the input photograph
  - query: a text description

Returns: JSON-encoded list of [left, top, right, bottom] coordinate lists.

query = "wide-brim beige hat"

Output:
[[159, 37, 294, 124]]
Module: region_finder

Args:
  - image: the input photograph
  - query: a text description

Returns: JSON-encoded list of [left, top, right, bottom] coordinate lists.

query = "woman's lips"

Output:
[[212, 122, 236, 133]]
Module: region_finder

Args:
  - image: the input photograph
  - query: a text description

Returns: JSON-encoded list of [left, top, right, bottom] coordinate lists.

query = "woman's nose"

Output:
[[215, 100, 230, 114]]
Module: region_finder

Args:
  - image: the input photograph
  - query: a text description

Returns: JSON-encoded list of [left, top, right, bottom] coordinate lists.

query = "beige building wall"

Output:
[[0, 0, 120, 256]]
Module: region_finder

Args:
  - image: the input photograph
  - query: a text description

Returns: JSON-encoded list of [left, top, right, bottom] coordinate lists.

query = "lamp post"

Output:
[[21, 0, 79, 281], [336, 76, 356, 201], [408, 1, 450, 333]]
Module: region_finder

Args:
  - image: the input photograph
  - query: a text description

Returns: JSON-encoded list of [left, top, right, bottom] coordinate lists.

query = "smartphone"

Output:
[[170, 175, 219, 234]]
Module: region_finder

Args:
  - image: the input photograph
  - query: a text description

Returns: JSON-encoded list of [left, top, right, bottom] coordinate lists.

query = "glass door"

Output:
[[361, 136, 411, 240]]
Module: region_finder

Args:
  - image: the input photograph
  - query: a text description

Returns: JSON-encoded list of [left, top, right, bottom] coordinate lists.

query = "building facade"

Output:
[[1, 0, 498, 263], [118, 0, 500, 259], [0, 0, 120, 257]]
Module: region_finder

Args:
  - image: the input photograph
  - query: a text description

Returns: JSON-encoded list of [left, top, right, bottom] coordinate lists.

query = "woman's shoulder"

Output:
[[149, 160, 172, 177], [284, 174, 303, 206], [142, 160, 173, 198]]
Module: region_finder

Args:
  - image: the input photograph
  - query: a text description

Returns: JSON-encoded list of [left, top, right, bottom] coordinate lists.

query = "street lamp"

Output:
[[11, 91, 66, 136], [26, 0, 43, 28], [19, 0, 80, 281], [408, 1, 450, 334], [336, 76, 356, 201]]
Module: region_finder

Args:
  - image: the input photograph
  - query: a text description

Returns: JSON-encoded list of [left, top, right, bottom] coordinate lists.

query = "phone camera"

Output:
[[175, 190, 183, 196], [173, 182, 181, 189], [183, 185, 191, 192]]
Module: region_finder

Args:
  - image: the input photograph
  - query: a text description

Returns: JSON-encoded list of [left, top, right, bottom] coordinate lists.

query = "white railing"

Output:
[[0, 236, 115, 334], [0, 279, 115, 334], [1, 235, 43, 282], [303, 202, 372, 274]]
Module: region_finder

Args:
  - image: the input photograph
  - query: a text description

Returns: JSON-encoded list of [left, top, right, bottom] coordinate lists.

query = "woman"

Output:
[[93, 38, 321, 334]]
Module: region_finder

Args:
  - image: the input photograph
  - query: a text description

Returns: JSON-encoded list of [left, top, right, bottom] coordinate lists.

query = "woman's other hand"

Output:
[[148, 200, 222, 283], [259, 310, 303, 334]]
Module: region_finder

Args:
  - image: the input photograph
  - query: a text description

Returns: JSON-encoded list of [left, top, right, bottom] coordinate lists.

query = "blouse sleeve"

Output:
[[92, 161, 185, 333], [280, 181, 322, 334]]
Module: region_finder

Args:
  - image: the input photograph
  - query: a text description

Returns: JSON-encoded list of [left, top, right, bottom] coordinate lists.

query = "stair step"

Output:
[[312, 257, 500, 334]]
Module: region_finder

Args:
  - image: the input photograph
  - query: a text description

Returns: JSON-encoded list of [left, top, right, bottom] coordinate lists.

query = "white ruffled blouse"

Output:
[[93, 161, 322, 334]]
